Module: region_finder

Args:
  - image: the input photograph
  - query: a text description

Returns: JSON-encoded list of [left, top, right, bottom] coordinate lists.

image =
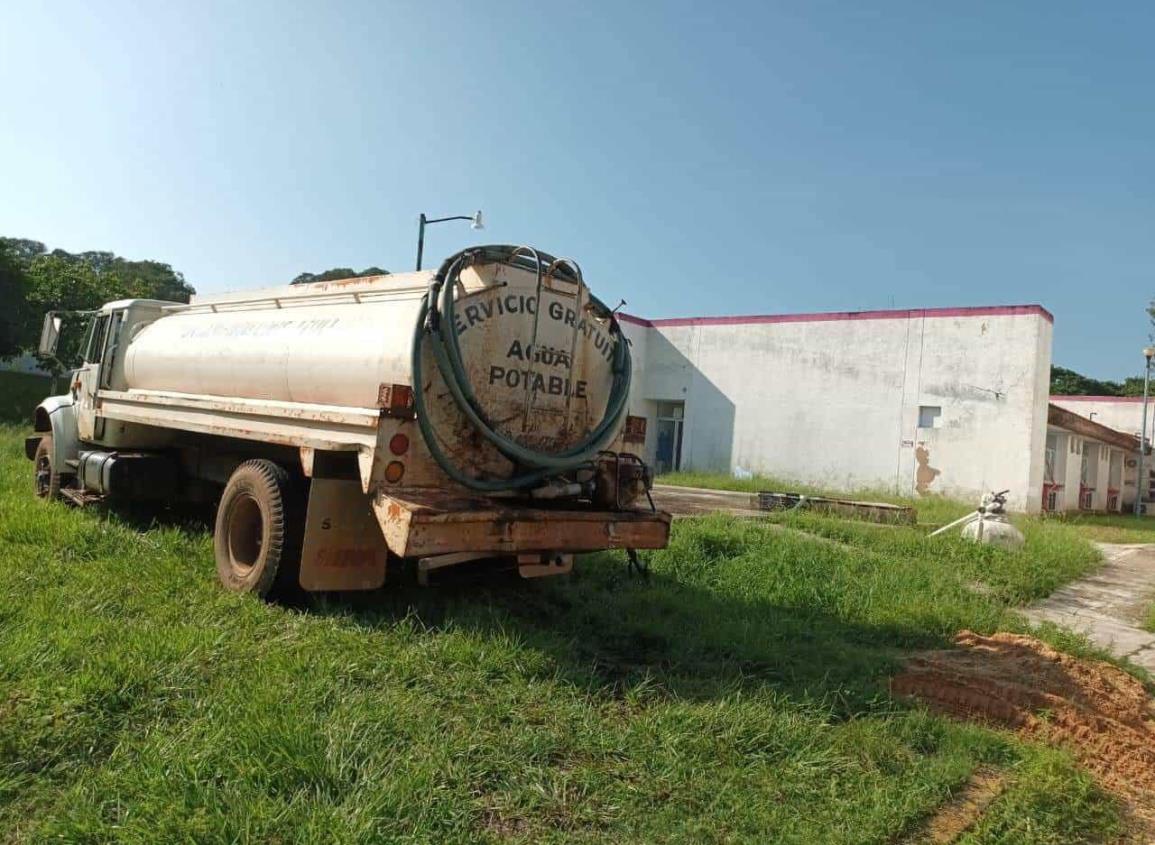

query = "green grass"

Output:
[[1042, 511, 1155, 545], [957, 747, 1123, 844], [659, 469, 974, 526], [0, 369, 53, 424], [0, 426, 1129, 843]]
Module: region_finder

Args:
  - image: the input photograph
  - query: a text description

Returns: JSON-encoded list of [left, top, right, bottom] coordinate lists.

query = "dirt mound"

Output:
[[892, 631, 1155, 799]]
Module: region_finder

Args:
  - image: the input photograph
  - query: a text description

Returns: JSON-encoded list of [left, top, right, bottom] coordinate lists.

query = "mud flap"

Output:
[[299, 479, 389, 591]]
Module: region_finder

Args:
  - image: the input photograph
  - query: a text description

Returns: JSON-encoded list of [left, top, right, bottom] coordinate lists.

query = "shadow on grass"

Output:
[[98, 499, 945, 716], [103, 499, 217, 533], [304, 556, 942, 717]]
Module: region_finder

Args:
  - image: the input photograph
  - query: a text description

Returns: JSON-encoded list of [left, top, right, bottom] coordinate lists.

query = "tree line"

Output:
[[1050, 365, 1148, 397], [291, 266, 387, 285], [0, 237, 196, 361], [0, 235, 390, 364]]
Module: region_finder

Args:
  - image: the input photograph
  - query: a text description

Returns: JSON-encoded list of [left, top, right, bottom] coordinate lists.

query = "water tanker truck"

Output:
[[26, 245, 670, 596]]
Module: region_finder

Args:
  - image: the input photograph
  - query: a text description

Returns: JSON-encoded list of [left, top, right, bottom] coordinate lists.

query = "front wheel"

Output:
[[33, 435, 62, 501], [214, 459, 303, 598]]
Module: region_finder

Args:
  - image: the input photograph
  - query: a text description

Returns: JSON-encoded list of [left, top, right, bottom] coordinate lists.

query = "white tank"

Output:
[[123, 247, 627, 475], [125, 280, 424, 409], [961, 515, 1025, 550]]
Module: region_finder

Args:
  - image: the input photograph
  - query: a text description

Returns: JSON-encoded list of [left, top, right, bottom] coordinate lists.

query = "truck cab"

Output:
[[68, 300, 176, 446], [30, 299, 180, 497]]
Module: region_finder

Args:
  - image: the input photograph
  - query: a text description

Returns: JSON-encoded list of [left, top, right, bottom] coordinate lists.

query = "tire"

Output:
[[214, 459, 303, 598], [33, 435, 62, 501]]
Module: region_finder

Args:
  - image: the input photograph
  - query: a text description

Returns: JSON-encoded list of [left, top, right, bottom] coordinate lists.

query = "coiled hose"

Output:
[[411, 245, 632, 492]]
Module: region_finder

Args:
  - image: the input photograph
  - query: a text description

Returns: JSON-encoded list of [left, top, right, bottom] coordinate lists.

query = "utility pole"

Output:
[[1135, 347, 1154, 516]]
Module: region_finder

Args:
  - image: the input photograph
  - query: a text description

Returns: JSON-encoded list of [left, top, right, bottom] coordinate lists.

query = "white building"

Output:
[[1049, 396, 1150, 510], [1050, 395, 1147, 441], [621, 304, 1140, 514]]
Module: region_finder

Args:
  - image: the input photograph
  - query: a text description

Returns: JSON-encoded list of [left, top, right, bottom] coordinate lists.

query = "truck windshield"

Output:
[[84, 314, 110, 364], [99, 311, 125, 388]]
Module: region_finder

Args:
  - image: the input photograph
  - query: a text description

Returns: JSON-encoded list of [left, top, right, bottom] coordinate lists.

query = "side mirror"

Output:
[[38, 312, 62, 358]]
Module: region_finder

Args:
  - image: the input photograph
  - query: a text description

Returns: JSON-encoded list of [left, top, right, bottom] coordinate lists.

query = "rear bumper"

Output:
[[25, 436, 42, 461], [373, 489, 671, 558]]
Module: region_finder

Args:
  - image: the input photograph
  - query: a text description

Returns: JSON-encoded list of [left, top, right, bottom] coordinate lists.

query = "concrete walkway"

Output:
[[1025, 543, 1155, 672]]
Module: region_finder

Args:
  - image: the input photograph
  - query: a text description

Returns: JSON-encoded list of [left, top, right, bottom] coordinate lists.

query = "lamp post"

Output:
[[415, 210, 484, 270], [1135, 346, 1155, 516]]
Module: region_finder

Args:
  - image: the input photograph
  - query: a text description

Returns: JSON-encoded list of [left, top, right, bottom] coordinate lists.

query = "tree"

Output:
[[1051, 365, 1150, 397], [291, 266, 388, 285], [1049, 366, 1124, 396], [20, 255, 131, 367], [2, 238, 46, 263], [1122, 377, 1147, 397], [108, 257, 195, 302], [0, 235, 196, 363], [0, 241, 29, 360]]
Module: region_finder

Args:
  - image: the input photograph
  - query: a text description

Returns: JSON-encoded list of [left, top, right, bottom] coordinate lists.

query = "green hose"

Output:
[[411, 246, 632, 492]]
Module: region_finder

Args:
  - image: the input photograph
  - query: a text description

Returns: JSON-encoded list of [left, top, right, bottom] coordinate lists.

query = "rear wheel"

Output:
[[214, 459, 303, 598], [33, 435, 62, 501]]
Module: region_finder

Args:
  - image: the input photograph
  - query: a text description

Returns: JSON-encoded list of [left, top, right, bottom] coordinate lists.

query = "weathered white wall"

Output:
[[1050, 396, 1148, 440], [1045, 429, 1130, 513], [1061, 432, 1084, 508], [620, 319, 659, 462], [1050, 397, 1149, 509], [625, 306, 1054, 512]]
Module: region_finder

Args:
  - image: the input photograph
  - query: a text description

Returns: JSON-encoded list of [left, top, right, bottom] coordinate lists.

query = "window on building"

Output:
[[917, 405, 942, 429], [654, 401, 685, 474]]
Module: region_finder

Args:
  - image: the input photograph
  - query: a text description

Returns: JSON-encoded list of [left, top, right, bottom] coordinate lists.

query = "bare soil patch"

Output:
[[903, 767, 1007, 844], [893, 630, 1155, 835]]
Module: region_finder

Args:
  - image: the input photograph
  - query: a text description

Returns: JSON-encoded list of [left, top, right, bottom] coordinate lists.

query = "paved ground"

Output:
[[1025, 543, 1155, 672]]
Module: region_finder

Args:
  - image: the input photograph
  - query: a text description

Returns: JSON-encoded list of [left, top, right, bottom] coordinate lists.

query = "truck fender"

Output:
[[32, 395, 80, 476]]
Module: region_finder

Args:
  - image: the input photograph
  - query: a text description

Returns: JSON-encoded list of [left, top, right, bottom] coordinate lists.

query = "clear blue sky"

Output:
[[2, 1, 1152, 379]]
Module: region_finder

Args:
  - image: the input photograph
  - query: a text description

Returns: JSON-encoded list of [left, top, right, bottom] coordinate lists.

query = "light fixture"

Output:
[[415, 209, 487, 270]]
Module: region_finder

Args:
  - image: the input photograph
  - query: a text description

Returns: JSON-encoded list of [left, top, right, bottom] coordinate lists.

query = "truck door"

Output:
[[73, 310, 124, 441]]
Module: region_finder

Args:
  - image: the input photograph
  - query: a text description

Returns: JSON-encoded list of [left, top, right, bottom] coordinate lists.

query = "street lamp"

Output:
[[1135, 346, 1155, 516], [415, 210, 484, 271]]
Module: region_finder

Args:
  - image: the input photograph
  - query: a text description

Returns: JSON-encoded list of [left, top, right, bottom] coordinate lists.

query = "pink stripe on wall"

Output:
[[616, 312, 653, 327], [617, 303, 1053, 328]]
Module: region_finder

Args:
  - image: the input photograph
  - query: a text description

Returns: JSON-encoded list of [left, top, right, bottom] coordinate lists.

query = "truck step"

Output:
[[60, 487, 106, 507]]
